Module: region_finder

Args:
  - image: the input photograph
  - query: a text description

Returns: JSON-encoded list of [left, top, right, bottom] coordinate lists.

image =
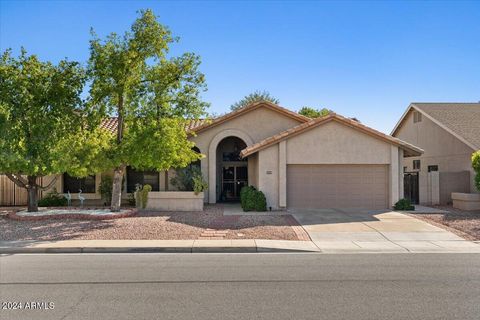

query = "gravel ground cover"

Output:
[[409, 206, 480, 241], [0, 205, 300, 241]]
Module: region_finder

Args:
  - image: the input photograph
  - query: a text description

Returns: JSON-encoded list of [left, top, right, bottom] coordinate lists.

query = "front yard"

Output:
[[409, 206, 480, 241], [0, 205, 304, 241]]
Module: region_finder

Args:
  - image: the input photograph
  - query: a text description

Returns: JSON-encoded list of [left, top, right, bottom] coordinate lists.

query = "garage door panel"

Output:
[[287, 164, 388, 209]]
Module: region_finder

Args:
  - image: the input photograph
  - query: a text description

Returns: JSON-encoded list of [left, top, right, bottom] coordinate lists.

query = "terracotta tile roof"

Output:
[[240, 113, 424, 158], [411, 103, 480, 149], [99, 117, 207, 133], [190, 101, 310, 134]]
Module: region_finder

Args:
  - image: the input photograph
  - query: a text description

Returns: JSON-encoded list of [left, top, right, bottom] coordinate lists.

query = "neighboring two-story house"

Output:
[[392, 103, 480, 205]]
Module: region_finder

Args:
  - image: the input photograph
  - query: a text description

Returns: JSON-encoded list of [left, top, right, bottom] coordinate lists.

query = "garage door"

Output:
[[287, 164, 388, 209]]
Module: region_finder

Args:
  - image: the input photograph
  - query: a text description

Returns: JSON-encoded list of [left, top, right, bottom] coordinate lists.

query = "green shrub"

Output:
[[192, 172, 208, 195], [394, 198, 414, 211], [139, 184, 152, 209], [253, 190, 267, 211], [98, 175, 113, 206], [472, 151, 480, 192], [240, 186, 250, 209], [240, 186, 267, 212], [38, 188, 68, 207]]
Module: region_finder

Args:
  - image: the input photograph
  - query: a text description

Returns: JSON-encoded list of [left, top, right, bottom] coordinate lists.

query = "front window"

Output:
[[428, 165, 438, 172], [413, 160, 421, 170], [63, 173, 96, 193], [126, 167, 160, 193]]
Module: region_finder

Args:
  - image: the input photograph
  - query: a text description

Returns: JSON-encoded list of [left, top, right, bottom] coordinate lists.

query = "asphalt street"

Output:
[[1, 253, 479, 320]]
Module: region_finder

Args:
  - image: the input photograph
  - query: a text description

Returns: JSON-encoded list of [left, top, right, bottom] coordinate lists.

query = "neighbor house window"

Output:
[[403, 166, 407, 172], [428, 165, 438, 172], [126, 167, 159, 193], [413, 160, 421, 170], [63, 173, 96, 193], [413, 111, 422, 123]]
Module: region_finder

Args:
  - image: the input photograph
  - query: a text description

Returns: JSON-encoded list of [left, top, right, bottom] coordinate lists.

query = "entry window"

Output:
[[413, 160, 421, 170], [222, 151, 245, 162], [413, 111, 422, 123], [126, 167, 160, 193], [428, 165, 438, 172], [63, 173, 96, 193]]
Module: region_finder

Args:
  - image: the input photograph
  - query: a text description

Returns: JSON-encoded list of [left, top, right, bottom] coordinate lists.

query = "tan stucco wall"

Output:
[[248, 153, 259, 189], [286, 122, 391, 164], [257, 145, 279, 210], [395, 110, 477, 203], [190, 106, 303, 203], [256, 121, 402, 209]]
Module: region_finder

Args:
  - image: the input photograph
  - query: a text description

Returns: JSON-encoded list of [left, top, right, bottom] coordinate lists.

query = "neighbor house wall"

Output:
[[395, 110, 477, 204]]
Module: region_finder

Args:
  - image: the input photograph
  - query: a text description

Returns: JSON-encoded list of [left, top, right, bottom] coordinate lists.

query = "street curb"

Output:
[[1, 239, 479, 254], [0, 247, 315, 254]]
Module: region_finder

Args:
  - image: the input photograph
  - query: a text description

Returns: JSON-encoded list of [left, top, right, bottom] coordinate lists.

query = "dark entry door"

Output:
[[404, 172, 419, 204], [222, 165, 248, 201]]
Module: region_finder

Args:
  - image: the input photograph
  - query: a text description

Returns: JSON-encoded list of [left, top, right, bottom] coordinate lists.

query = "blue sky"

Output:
[[1, 0, 479, 133]]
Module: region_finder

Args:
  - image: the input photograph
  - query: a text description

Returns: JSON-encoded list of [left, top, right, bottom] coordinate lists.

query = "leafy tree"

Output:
[[0, 49, 107, 211], [230, 90, 279, 111], [298, 106, 331, 118], [88, 9, 208, 211]]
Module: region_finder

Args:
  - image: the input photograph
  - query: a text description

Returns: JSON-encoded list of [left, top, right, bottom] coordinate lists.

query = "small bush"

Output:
[[98, 175, 113, 206], [394, 198, 414, 211], [253, 190, 267, 211], [240, 186, 267, 212], [472, 151, 480, 192], [139, 184, 152, 209], [240, 186, 250, 209], [38, 188, 68, 207], [192, 172, 208, 195]]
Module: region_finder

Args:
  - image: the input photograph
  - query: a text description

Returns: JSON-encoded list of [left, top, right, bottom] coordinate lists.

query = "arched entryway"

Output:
[[216, 137, 248, 202], [207, 130, 254, 203]]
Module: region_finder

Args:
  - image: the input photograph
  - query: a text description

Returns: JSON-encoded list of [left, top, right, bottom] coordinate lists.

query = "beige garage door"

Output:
[[287, 164, 389, 209]]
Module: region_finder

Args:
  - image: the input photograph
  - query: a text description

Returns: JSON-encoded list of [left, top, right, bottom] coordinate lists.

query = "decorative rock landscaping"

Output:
[[8, 208, 137, 221], [0, 205, 300, 241]]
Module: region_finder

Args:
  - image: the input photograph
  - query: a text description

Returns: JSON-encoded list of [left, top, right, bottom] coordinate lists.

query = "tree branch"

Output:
[[5, 173, 28, 188], [38, 176, 58, 191]]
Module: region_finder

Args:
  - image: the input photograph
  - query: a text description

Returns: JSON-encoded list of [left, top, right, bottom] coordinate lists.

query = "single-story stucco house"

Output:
[[0, 101, 423, 209], [392, 102, 480, 205]]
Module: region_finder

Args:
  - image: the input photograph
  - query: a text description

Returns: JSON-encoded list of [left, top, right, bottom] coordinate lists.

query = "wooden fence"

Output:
[[0, 175, 44, 206]]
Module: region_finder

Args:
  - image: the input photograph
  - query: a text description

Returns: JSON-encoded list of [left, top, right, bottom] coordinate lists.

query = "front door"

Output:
[[404, 172, 419, 204], [222, 165, 248, 201]]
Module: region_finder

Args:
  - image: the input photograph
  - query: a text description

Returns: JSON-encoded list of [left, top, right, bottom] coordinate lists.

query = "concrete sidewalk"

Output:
[[1, 238, 479, 254]]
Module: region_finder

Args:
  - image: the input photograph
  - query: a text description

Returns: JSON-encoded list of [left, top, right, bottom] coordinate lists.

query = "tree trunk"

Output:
[[27, 175, 38, 212], [110, 165, 125, 212], [110, 94, 126, 212]]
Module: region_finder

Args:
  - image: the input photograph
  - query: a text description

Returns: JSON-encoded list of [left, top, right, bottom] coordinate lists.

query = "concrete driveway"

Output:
[[290, 208, 480, 253]]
